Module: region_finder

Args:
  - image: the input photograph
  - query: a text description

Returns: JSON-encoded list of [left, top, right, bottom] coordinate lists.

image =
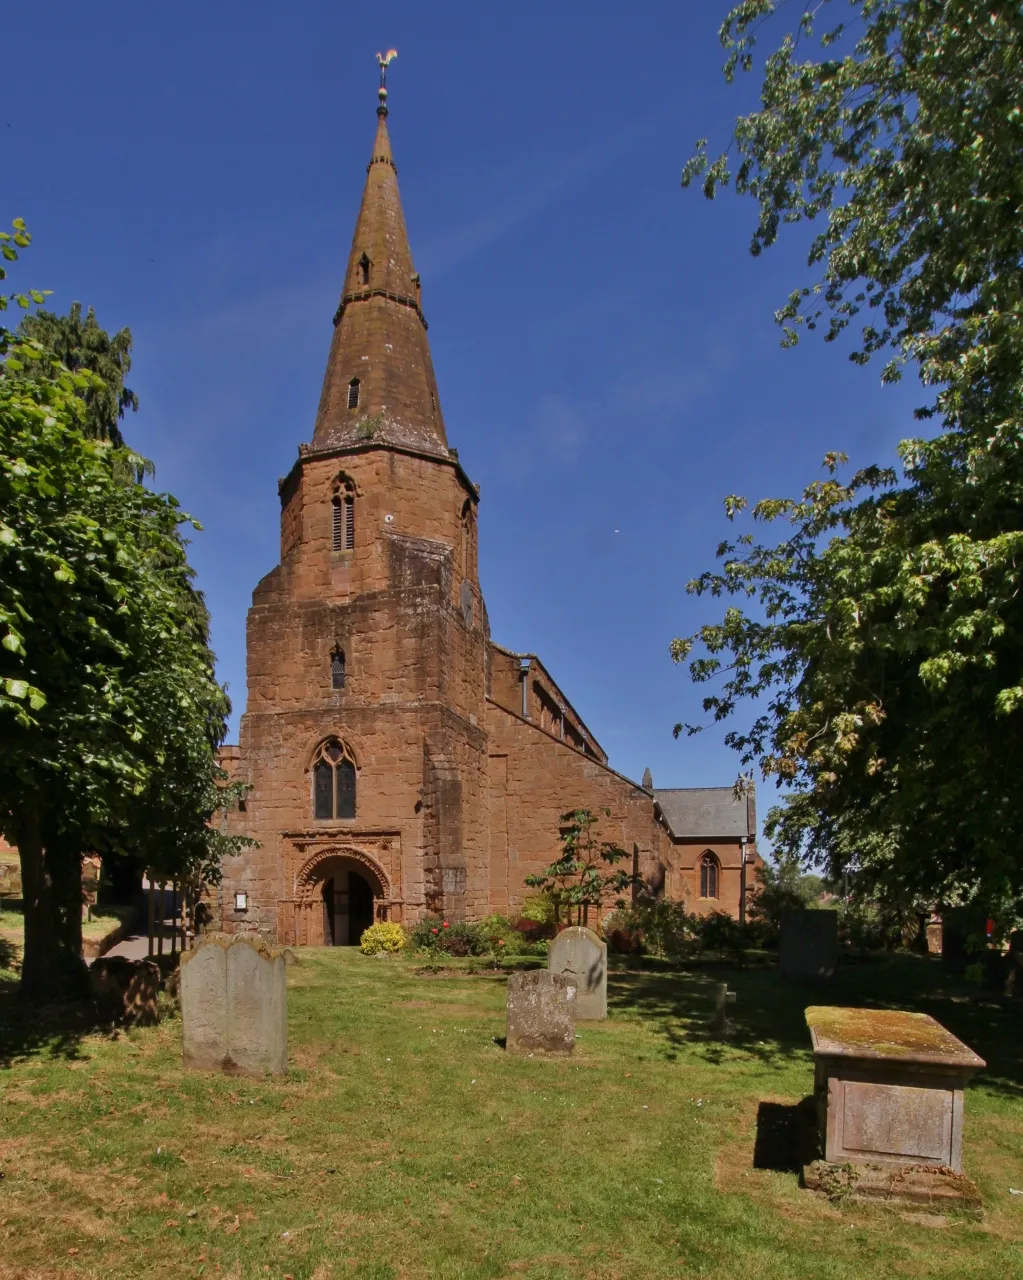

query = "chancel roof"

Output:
[[653, 787, 755, 840]]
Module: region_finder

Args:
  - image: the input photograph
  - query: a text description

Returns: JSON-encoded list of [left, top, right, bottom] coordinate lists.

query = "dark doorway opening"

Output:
[[320, 867, 375, 946], [349, 870, 374, 947]]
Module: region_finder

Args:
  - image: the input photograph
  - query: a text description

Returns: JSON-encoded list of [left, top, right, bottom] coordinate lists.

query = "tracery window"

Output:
[[312, 738, 357, 820], [699, 852, 720, 900]]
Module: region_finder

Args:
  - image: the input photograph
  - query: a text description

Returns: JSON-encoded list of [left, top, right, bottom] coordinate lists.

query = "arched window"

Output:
[[332, 493, 355, 551], [358, 254, 372, 287], [331, 647, 346, 690], [347, 378, 360, 410], [312, 739, 357, 820], [700, 853, 720, 900]]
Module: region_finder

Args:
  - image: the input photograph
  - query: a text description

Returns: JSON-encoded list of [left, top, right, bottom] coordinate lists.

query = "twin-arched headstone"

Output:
[[548, 925, 607, 1021]]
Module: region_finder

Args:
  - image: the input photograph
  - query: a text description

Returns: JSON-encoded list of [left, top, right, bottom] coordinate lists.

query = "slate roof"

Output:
[[653, 786, 755, 840]]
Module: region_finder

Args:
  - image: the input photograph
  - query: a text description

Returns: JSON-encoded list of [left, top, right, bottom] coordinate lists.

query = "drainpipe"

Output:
[[739, 836, 748, 928], [519, 659, 530, 719]]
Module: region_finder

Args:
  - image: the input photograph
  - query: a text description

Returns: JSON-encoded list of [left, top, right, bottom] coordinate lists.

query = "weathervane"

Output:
[[376, 48, 398, 114]]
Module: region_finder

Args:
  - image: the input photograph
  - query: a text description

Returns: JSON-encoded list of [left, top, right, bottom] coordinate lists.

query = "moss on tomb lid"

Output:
[[805, 1006, 985, 1068]]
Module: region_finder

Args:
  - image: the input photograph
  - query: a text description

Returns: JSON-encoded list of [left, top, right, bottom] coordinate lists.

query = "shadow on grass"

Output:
[[608, 952, 1023, 1098], [753, 1098, 819, 1173]]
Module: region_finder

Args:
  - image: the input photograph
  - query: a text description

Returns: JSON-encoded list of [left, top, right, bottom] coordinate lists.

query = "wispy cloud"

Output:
[[416, 123, 643, 280]]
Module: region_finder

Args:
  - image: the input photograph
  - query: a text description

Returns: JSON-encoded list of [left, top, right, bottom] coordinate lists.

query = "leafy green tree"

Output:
[[525, 808, 638, 928], [1, 223, 246, 1001], [674, 4, 1023, 911], [20, 302, 138, 446]]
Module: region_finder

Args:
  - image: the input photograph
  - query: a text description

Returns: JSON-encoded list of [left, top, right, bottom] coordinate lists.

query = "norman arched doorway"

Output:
[[295, 849, 388, 947]]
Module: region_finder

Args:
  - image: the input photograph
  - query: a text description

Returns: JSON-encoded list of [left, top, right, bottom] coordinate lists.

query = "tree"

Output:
[[674, 4, 1023, 910], [1, 222, 246, 1001], [20, 302, 138, 446], [524, 808, 638, 928]]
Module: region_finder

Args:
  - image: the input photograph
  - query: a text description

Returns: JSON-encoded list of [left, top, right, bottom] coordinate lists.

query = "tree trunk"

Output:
[[15, 803, 90, 1003]]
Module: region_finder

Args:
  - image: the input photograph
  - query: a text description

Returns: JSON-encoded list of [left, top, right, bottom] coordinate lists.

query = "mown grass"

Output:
[[0, 902, 134, 964], [0, 949, 1021, 1279]]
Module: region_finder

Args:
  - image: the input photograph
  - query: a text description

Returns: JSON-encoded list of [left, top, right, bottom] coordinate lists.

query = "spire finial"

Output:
[[376, 49, 398, 115]]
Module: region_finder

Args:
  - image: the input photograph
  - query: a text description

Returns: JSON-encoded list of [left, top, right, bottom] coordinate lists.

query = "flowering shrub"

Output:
[[407, 917, 489, 957], [359, 922, 407, 955]]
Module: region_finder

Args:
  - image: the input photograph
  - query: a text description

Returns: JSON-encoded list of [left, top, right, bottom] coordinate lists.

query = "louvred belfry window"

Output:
[[332, 495, 355, 551], [312, 738, 357, 820], [347, 378, 360, 410]]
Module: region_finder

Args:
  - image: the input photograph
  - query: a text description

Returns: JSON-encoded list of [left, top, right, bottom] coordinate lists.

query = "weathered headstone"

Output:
[[506, 969, 575, 1055], [180, 933, 287, 1076], [709, 981, 735, 1037], [779, 909, 838, 982], [91, 957, 160, 1026], [548, 925, 607, 1020]]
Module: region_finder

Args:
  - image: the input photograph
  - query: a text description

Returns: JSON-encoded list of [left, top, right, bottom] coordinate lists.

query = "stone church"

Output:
[[219, 83, 759, 946]]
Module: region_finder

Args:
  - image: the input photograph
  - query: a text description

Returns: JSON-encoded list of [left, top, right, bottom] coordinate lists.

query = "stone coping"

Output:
[[806, 1006, 985, 1070]]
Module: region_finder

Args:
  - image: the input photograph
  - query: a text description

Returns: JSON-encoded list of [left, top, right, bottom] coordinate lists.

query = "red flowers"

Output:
[[497, 939, 505, 946], [443, 921, 450, 929], [431, 928, 438, 935]]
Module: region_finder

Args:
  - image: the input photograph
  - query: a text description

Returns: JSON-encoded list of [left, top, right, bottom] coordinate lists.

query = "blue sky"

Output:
[[5, 1, 921, 830]]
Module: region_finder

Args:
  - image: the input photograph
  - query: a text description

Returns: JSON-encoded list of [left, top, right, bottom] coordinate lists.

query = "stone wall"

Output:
[[485, 699, 664, 917]]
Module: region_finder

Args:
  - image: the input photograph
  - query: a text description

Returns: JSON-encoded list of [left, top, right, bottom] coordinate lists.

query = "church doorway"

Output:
[[319, 863, 377, 946]]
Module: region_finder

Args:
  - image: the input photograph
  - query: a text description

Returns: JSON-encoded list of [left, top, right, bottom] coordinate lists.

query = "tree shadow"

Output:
[[607, 952, 1023, 1098], [0, 982, 113, 1068]]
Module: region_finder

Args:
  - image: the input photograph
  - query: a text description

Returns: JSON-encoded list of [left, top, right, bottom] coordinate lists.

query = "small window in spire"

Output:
[[348, 378, 360, 410], [359, 254, 372, 287], [331, 647, 346, 690]]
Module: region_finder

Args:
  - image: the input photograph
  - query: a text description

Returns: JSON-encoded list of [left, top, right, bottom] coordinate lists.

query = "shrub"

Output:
[[408, 917, 490, 957], [695, 910, 746, 960], [359, 922, 406, 955], [603, 900, 698, 960], [518, 893, 557, 925]]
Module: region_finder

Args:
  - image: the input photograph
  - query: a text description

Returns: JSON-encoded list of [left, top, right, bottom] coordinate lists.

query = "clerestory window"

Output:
[[312, 738, 357, 820]]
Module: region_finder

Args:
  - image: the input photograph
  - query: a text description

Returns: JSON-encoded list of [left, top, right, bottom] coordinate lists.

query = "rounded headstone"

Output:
[[548, 925, 607, 1020]]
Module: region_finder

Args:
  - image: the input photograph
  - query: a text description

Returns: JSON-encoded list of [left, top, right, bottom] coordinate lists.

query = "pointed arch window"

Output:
[[331, 647, 346, 690], [312, 738, 357, 820], [347, 378, 360, 410], [358, 254, 372, 287], [699, 852, 720, 900], [332, 489, 355, 552]]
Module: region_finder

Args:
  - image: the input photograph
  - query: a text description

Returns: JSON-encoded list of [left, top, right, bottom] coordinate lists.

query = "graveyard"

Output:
[[1, 946, 1021, 1280]]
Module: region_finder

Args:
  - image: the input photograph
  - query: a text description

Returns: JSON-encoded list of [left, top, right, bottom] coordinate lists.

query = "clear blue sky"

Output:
[[6, 1, 920, 828]]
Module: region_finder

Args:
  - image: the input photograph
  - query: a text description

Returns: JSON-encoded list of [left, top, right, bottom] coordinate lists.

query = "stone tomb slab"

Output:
[[180, 933, 288, 1077], [805, 1006, 985, 1174], [548, 925, 607, 1021], [506, 969, 575, 1055]]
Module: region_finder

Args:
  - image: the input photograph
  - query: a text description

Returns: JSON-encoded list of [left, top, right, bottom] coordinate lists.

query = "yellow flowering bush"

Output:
[[359, 922, 407, 955]]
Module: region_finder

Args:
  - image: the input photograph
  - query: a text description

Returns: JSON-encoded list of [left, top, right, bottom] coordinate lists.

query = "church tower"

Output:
[[223, 68, 489, 945]]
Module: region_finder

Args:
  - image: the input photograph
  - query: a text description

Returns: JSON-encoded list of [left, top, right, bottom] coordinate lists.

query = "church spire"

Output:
[[311, 55, 448, 454]]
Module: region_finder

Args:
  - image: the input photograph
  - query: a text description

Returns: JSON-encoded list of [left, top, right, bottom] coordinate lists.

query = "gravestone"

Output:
[[779, 909, 838, 982], [709, 982, 736, 1037], [548, 925, 607, 1020], [506, 969, 575, 1055], [180, 933, 287, 1076]]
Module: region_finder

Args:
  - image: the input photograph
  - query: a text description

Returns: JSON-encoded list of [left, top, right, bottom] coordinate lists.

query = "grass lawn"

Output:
[[0, 949, 1021, 1279]]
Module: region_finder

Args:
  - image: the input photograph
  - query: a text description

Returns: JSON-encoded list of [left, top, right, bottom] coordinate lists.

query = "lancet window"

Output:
[[331, 647, 346, 690], [699, 852, 720, 900], [347, 378, 360, 410], [332, 477, 356, 552]]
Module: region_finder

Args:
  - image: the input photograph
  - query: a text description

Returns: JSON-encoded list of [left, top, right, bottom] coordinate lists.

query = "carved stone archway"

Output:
[[279, 845, 392, 946]]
